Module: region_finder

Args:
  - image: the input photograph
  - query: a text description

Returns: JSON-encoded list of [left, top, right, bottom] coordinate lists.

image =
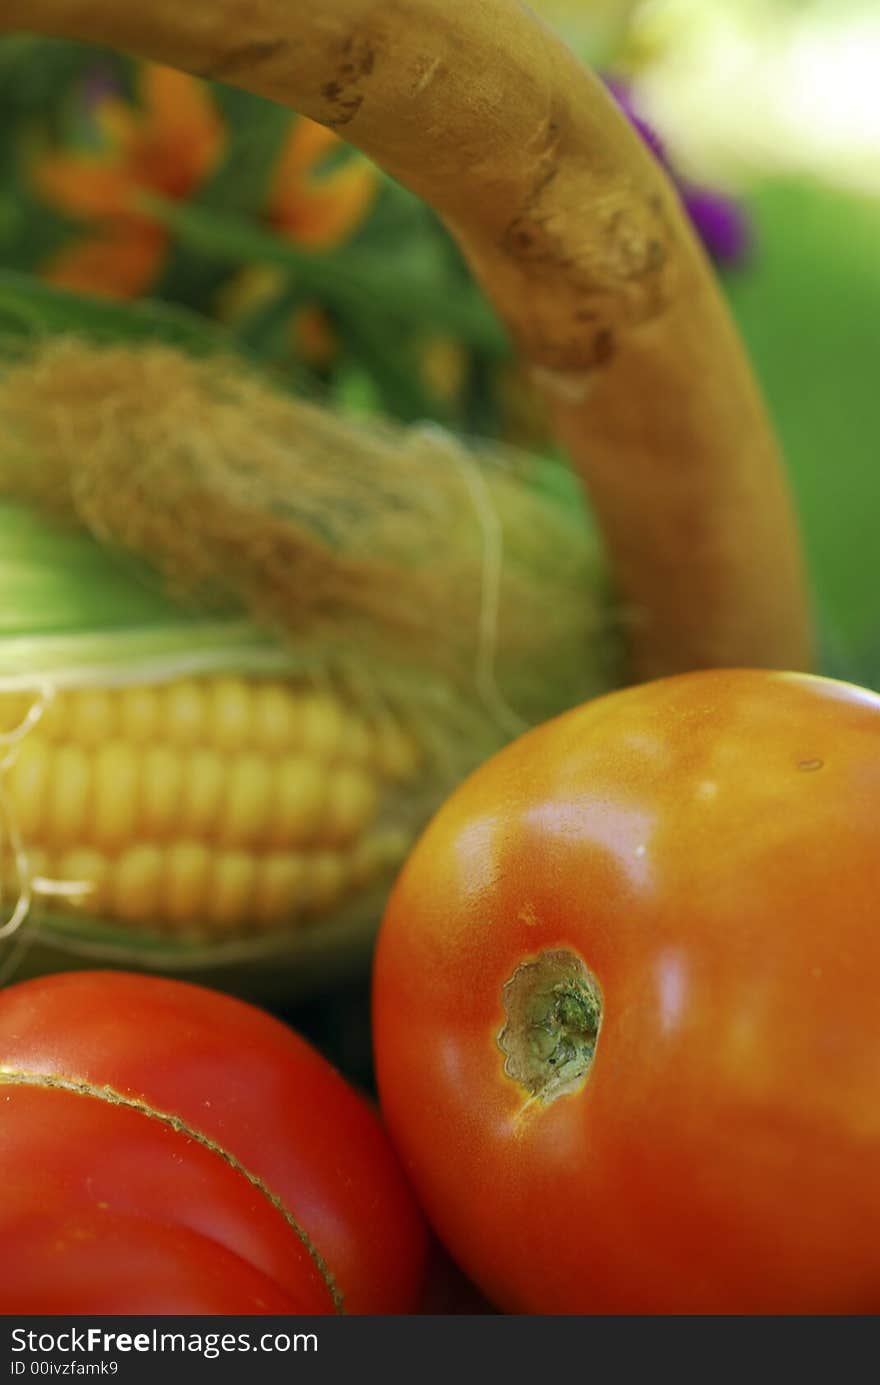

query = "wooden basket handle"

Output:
[[2, 0, 813, 679]]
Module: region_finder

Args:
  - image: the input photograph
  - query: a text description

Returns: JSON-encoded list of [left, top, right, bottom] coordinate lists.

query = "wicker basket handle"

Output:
[[2, 0, 813, 679]]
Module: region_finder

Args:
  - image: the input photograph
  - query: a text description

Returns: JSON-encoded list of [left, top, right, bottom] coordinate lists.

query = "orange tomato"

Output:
[[373, 670, 880, 1313], [0, 971, 427, 1313]]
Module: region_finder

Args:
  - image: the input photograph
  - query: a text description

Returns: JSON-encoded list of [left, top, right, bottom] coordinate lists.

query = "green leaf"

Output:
[[0, 501, 196, 638], [0, 499, 298, 687]]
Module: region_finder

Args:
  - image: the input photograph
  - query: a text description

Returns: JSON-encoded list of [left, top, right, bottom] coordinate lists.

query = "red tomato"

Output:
[[373, 670, 880, 1314], [0, 971, 427, 1314]]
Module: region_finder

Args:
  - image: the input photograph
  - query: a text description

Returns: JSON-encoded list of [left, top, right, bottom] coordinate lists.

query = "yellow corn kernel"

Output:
[[119, 685, 160, 742], [54, 847, 110, 913], [253, 682, 297, 753], [217, 751, 273, 848], [179, 748, 224, 837], [300, 692, 347, 760], [46, 745, 91, 847], [164, 842, 211, 926], [35, 690, 69, 742], [112, 844, 163, 923], [163, 679, 206, 745], [140, 745, 184, 837], [253, 852, 307, 924], [305, 850, 348, 914], [209, 677, 253, 751], [92, 742, 140, 850], [269, 754, 327, 848], [69, 689, 117, 747], [0, 692, 32, 737], [8, 739, 50, 838], [209, 850, 257, 930], [22, 846, 51, 886], [2, 847, 52, 902], [323, 765, 378, 846]]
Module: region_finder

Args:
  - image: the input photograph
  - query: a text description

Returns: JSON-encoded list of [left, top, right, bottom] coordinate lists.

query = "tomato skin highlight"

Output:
[[5, 1213, 310, 1315], [0, 972, 427, 1314], [373, 670, 880, 1314], [0, 1083, 333, 1310]]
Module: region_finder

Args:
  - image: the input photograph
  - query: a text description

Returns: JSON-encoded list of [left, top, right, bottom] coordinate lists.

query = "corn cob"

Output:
[[0, 676, 420, 941], [0, 334, 612, 985]]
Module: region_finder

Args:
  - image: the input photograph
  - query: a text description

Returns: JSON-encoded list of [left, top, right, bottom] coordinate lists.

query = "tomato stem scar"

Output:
[[498, 949, 602, 1104]]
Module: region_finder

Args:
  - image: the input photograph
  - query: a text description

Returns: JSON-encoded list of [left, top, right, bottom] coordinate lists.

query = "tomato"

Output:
[[373, 669, 880, 1314], [0, 971, 427, 1314]]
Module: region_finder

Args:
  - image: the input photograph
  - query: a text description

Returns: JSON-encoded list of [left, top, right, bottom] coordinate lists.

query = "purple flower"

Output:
[[678, 185, 752, 266], [604, 76, 752, 268], [603, 78, 668, 166]]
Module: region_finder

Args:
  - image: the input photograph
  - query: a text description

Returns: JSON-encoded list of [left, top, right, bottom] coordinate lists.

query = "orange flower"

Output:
[[214, 123, 376, 362], [34, 65, 225, 299], [36, 64, 377, 304], [266, 118, 377, 249]]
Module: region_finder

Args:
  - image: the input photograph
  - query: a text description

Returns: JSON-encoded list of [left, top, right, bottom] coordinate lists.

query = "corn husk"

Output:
[[0, 333, 616, 993]]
